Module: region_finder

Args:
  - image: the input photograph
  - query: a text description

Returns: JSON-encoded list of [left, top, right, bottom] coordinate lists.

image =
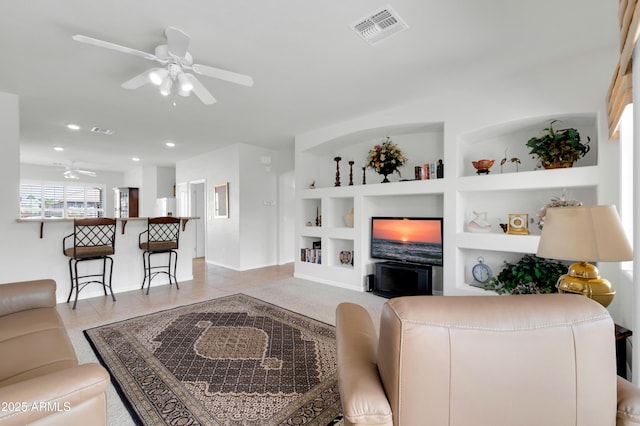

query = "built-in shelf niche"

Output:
[[301, 198, 322, 227], [328, 238, 355, 268], [327, 197, 355, 229], [458, 113, 598, 178], [458, 185, 596, 236], [299, 122, 444, 189]]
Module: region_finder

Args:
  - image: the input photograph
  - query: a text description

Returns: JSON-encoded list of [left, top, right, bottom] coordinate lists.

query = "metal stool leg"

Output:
[[67, 258, 75, 304], [106, 256, 116, 302], [141, 251, 147, 289], [146, 251, 153, 295], [172, 250, 179, 290], [73, 259, 81, 310], [101, 256, 108, 296]]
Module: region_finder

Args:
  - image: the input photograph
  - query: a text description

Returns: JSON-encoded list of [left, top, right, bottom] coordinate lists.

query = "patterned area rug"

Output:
[[84, 294, 342, 425]]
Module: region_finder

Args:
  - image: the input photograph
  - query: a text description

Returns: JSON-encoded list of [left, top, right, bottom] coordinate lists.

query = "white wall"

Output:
[[157, 166, 175, 198], [176, 142, 295, 270], [238, 144, 278, 270]]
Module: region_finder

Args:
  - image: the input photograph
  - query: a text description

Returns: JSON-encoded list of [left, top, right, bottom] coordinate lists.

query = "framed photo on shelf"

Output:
[[507, 213, 529, 235]]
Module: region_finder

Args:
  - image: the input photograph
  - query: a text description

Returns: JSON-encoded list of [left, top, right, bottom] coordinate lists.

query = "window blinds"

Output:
[[608, 0, 640, 139]]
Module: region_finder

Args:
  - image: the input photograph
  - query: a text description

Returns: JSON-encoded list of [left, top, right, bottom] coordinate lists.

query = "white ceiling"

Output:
[[0, 1, 618, 173]]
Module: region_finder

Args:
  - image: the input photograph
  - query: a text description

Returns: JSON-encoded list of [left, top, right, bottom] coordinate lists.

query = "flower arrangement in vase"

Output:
[[366, 137, 407, 183], [536, 193, 582, 229]]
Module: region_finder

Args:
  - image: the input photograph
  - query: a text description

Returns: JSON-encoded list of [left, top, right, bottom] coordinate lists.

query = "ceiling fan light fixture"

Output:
[[149, 68, 169, 86], [160, 77, 173, 96], [177, 72, 193, 92], [63, 170, 79, 179]]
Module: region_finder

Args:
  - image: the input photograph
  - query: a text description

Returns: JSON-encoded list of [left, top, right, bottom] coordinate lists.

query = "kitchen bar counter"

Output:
[[14, 216, 199, 304], [17, 216, 198, 238]]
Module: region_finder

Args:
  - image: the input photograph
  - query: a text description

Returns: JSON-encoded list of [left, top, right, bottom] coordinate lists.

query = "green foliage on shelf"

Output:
[[483, 254, 567, 295], [525, 120, 590, 168]]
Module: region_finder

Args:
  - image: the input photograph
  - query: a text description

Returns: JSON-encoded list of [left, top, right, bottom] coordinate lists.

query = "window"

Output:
[[20, 181, 106, 219], [620, 104, 633, 270]]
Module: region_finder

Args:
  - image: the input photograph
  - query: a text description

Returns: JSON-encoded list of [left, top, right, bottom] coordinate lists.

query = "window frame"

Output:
[[20, 180, 107, 219]]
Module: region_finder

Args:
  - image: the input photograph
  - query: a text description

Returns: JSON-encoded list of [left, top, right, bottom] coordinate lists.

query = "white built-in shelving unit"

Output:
[[294, 113, 601, 296]]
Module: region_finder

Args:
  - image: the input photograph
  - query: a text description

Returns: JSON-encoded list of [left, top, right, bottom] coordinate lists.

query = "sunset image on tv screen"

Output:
[[371, 217, 443, 266]]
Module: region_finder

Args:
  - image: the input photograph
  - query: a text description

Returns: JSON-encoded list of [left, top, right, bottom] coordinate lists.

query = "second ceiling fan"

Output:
[[72, 27, 254, 105]]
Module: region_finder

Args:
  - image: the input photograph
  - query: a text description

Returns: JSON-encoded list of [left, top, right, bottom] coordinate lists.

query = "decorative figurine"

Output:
[[436, 159, 444, 178], [334, 157, 341, 187], [510, 157, 521, 172], [467, 211, 492, 233], [348, 161, 354, 186], [500, 150, 508, 173], [415, 166, 422, 180]]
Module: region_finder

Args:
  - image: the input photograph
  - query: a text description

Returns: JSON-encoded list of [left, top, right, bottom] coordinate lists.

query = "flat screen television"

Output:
[[370, 217, 443, 266]]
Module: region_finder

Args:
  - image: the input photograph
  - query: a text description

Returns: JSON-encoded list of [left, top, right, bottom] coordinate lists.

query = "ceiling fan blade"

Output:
[[191, 64, 254, 87], [72, 35, 159, 62], [121, 69, 154, 89], [76, 170, 97, 177], [186, 74, 216, 105], [165, 27, 191, 59]]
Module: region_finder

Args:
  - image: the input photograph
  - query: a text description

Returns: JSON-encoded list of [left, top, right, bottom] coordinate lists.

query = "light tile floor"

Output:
[[58, 258, 387, 425]]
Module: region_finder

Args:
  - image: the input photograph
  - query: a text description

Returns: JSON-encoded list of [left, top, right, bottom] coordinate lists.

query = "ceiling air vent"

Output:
[[351, 5, 409, 46], [90, 126, 114, 135]]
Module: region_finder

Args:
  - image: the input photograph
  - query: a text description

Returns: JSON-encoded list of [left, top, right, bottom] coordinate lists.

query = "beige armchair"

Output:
[[336, 294, 640, 426], [0, 279, 110, 425]]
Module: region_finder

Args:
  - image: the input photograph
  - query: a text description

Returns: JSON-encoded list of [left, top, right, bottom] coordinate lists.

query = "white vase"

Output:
[[343, 208, 354, 227], [467, 211, 491, 233]]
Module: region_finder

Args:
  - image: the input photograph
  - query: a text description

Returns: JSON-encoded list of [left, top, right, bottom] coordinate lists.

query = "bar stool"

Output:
[[139, 216, 181, 294], [63, 218, 117, 309]]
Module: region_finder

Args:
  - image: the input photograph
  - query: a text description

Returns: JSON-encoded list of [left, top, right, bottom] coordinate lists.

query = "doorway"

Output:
[[190, 181, 205, 258]]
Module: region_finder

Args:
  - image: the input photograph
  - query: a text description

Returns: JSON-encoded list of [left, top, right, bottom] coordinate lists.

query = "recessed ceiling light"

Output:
[[67, 123, 80, 130], [132, 157, 140, 162], [53, 146, 64, 151], [165, 142, 175, 147]]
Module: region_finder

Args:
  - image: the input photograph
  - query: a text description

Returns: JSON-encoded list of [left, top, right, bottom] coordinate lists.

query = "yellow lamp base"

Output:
[[556, 261, 615, 307]]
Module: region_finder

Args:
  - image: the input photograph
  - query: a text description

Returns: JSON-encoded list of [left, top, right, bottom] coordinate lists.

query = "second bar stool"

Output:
[[63, 218, 117, 309], [139, 216, 181, 294]]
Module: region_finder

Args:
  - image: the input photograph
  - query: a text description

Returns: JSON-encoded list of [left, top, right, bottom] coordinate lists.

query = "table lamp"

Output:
[[536, 205, 632, 307]]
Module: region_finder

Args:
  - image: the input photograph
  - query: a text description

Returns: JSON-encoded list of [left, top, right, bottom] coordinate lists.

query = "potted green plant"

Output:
[[525, 120, 590, 169], [483, 254, 566, 295]]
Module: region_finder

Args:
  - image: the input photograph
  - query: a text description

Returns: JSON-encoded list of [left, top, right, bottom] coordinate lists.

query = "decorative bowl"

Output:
[[472, 159, 495, 171]]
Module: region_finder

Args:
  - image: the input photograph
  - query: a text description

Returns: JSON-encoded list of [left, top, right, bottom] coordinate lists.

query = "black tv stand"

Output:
[[373, 261, 432, 298]]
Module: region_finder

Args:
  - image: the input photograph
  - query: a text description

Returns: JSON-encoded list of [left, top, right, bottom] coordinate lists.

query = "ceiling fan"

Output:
[[72, 27, 254, 105], [55, 162, 96, 179]]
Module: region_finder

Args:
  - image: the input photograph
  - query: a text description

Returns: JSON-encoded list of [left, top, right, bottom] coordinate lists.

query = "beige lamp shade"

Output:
[[537, 205, 632, 307], [537, 205, 632, 262]]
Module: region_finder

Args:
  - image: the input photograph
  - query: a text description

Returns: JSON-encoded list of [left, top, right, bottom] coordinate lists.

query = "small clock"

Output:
[[472, 256, 492, 284], [507, 213, 530, 235]]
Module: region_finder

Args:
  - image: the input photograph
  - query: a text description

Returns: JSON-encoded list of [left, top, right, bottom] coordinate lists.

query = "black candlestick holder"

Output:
[[334, 157, 341, 187], [362, 166, 366, 185], [348, 161, 354, 185]]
